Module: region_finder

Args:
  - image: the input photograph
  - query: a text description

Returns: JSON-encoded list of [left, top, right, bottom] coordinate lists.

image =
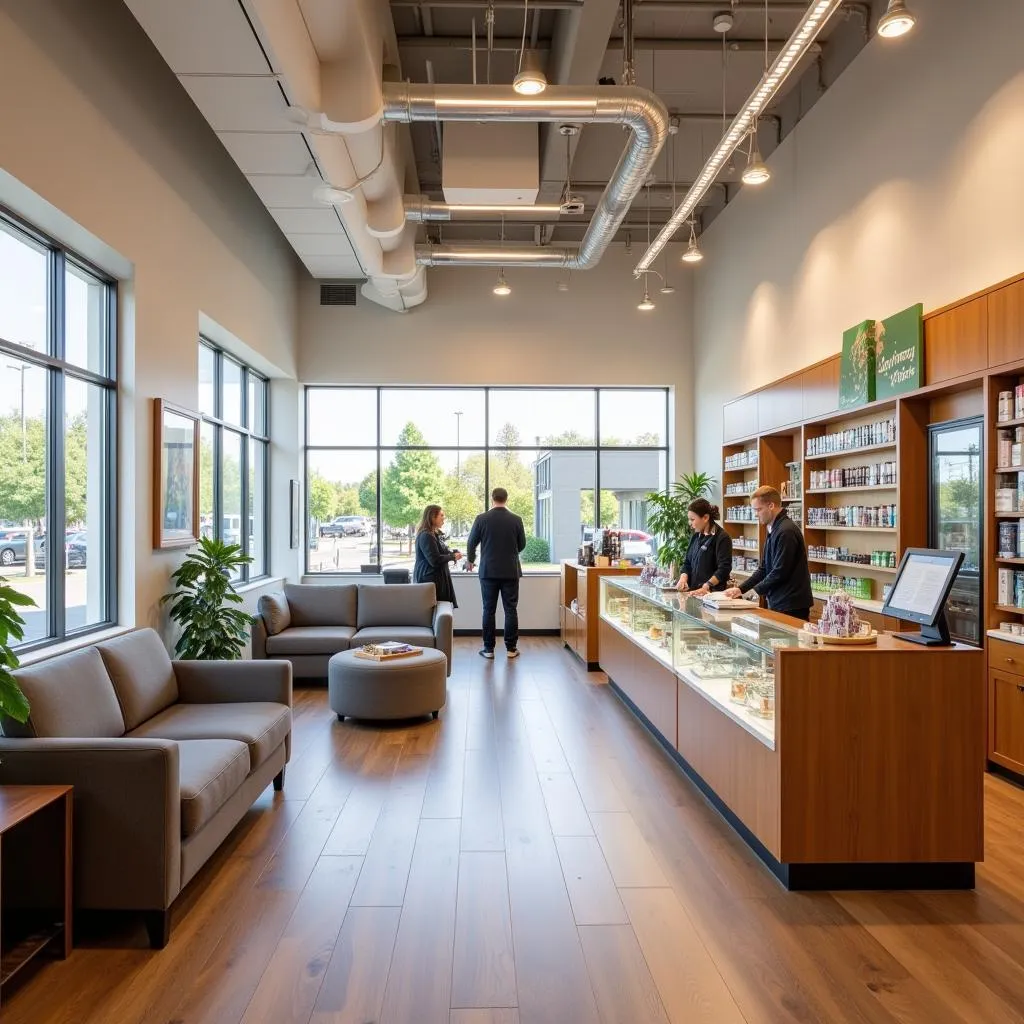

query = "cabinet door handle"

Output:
[[1007, 657, 1016, 664], [1017, 684, 1024, 694]]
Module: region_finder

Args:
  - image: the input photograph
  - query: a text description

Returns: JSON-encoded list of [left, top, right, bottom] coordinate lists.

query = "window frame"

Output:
[[0, 206, 118, 652], [304, 385, 670, 576], [198, 339, 270, 583]]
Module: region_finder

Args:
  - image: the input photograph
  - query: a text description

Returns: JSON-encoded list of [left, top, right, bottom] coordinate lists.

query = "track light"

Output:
[[741, 130, 771, 186], [877, 0, 916, 38], [493, 271, 511, 296]]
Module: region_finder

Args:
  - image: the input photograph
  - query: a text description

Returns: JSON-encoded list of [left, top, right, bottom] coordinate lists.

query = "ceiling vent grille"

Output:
[[320, 283, 357, 306]]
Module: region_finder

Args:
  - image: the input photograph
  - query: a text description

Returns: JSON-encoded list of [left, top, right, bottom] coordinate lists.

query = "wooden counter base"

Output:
[[608, 678, 976, 891]]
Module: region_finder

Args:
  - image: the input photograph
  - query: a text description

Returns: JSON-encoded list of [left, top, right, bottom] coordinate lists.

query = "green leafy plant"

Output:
[[160, 537, 254, 660], [0, 577, 35, 723], [645, 471, 717, 572], [521, 536, 551, 564]]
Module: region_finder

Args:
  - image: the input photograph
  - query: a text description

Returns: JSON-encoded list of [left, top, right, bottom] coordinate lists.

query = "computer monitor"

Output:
[[881, 547, 965, 646]]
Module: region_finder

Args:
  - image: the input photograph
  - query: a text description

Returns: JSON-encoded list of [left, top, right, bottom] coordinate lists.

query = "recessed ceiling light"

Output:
[[877, 0, 916, 38], [313, 185, 354, 205]]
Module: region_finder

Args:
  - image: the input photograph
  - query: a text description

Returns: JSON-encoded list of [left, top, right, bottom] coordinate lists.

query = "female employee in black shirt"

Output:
[[675, 498, 733, 595]]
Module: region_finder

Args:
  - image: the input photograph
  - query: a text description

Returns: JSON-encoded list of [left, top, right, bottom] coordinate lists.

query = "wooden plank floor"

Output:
[[6, 636, 1024, 1024]]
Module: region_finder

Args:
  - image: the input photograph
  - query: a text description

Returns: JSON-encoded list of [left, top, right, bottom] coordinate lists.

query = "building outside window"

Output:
[[0, 212, 117, 649], [305, 386, 669, 574], [198, 341, 269, 581]]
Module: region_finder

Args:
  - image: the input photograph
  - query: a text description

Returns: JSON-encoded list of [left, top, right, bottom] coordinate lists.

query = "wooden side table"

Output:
[[0, 785, 72, 1004]]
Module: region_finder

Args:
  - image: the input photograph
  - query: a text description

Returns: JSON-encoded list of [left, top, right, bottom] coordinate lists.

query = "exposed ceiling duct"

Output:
[[378, 82, 669, 269]]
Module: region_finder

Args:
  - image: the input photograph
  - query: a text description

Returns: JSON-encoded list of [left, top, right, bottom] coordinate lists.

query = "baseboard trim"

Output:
[[454, 628, 560, 637]]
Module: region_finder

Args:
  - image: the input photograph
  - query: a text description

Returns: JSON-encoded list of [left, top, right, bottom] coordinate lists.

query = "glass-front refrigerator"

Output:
[[928, 417, 983, 645]]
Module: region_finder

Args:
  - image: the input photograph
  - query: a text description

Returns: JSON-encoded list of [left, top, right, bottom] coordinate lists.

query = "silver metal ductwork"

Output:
[[381, 83, 670, 270]]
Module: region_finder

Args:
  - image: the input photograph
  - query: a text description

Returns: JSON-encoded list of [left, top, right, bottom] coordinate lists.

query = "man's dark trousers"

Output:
[[481, 578, 519, 651]]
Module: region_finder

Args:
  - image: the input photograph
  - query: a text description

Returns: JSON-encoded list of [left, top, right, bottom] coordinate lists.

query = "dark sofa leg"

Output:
[[273, 767, 286, 791], [145, 909, 170, 949]]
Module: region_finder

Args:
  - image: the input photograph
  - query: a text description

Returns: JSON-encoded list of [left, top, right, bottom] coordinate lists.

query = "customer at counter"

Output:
[[723, 484, 813, 620], [675, 499, 732, 596]]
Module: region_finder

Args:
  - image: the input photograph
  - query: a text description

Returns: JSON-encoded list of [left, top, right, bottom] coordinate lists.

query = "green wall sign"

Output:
[[839, 319, 877, 409], [875, 303, 924, 400]]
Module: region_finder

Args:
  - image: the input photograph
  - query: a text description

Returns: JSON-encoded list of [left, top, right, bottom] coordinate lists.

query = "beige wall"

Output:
[[0, 0, 303, 634], [299, 244, 695, 472], [693, 0, 1024, 475]]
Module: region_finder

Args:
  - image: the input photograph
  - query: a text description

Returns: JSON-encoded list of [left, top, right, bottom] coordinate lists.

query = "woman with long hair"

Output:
[[413, 504, 460, 607], [675, 498, 732, 596]]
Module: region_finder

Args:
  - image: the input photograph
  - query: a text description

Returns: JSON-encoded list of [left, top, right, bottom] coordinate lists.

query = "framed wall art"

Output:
[[153, 398, 201, 550]]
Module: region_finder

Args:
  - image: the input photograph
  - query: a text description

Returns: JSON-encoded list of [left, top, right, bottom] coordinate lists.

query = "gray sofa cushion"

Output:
[[177, 739, 251, 837], [96, 628, 178, 732], [357, 583, 435, 629], [129, 702, 291, 769], [258, 592, 291, 635], [284, 583, 357, 627], [265, 626, 356, 656], [7, 647, 125, 739], [352, 626, 437, 648]]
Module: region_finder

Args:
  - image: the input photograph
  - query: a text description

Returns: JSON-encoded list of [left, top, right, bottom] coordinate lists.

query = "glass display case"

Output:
[[600, 577, 803, 748]]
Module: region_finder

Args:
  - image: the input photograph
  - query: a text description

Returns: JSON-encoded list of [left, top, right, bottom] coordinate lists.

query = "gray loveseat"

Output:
[[252, 582, 453, 679], [0, 628, 292, 948]]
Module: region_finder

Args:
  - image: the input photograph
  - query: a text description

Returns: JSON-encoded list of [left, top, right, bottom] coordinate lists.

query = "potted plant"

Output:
[[645, 471, 717, 575], [0, 577, 35, 723], [161, 537, 254, 660]]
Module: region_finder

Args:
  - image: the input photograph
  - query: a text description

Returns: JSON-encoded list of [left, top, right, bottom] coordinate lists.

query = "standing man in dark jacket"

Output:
[[723, 485, 813, 620], [466, 487, 527, 659]]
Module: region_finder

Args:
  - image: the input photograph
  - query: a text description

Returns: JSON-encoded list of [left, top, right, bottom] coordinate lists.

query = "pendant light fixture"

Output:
[[493, 215, 511, 295], [681, 218, 704, 263], [637, 183, 655, 309], [661, 121, 678, 290], [513, 1, 547, 94], [877, 0, 916, 38], [741, 125, 771, 186]]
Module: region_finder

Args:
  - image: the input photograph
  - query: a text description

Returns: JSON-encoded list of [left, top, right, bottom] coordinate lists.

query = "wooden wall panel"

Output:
[[924, 297, 988, 385], [722, 394, 758, 442], [988, 278, 1024, 369], [800, 358, 840, 422], [928, 386, 983, 425]]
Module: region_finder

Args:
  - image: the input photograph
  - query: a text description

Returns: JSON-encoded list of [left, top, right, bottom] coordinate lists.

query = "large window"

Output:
[[305, 387, 669, 574], [0, 212, 117, 649], [198, 341, 268, 581]]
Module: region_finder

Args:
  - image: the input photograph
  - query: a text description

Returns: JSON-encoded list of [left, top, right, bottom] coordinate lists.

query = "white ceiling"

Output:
[[124, 0, 365, 282]]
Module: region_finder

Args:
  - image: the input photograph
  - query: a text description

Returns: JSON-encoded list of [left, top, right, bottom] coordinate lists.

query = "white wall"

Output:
[[300, 245, 694, 627], [0, 0, 304, 635], [693, 0, 1024, 474]]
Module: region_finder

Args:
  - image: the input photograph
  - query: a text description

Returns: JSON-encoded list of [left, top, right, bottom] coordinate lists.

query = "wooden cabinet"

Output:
[[989, 670, 1024, 776], [988, 277, 1024, 368], [924, 296, 988, 385]]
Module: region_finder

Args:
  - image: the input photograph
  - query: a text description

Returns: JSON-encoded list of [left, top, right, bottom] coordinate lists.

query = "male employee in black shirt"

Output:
[[723, 484, 813, 621]]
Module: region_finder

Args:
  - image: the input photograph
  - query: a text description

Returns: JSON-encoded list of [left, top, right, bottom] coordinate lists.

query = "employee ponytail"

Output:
[[688, 498, 719, 523]]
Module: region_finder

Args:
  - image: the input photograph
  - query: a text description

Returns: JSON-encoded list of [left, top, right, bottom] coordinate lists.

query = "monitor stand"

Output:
[[894, 610, 952, 647]]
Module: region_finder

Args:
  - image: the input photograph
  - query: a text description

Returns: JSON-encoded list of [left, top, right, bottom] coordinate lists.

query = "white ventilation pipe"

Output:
[[381, 83, 669, 269]]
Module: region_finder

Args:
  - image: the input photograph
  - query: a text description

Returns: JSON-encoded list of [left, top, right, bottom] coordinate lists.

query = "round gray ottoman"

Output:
[[329, 648, 448, 722]]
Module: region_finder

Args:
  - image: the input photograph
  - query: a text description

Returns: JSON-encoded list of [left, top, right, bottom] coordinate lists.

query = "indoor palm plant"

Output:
[[0, 577, 35, 723], [645, 471, 717, 574], [161, 537, 254, 660]]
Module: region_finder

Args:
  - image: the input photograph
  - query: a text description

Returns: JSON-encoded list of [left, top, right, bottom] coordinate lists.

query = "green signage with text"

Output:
[[839, 319, 877, 409], [874, 303, 924, 400]]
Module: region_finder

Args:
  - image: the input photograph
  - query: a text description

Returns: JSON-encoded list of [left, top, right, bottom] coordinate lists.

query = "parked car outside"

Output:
[[0, 531, 45, 568], [321, 516, 368, 538]]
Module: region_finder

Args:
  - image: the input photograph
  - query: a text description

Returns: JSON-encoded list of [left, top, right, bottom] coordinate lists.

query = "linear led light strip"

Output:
[[634, 0, 844, 275]]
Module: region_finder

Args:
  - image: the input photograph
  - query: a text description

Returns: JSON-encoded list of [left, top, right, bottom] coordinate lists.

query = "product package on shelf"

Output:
[[805, 417, 896, 457], [999, 568, 1014, 608], [999, 521, 1018, 558]]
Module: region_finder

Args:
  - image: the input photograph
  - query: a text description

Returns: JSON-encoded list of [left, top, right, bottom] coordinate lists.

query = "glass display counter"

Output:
[[600, 578, 802, 748]]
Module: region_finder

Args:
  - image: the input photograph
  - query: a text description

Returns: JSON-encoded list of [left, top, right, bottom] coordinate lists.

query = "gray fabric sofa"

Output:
[[0, 628, 292, 948], [252, 582, 454, 679]]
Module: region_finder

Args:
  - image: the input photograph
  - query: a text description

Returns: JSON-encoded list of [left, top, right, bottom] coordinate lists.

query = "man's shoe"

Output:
[[479, 649, 495, 659], [506, 649, 520, 659]]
